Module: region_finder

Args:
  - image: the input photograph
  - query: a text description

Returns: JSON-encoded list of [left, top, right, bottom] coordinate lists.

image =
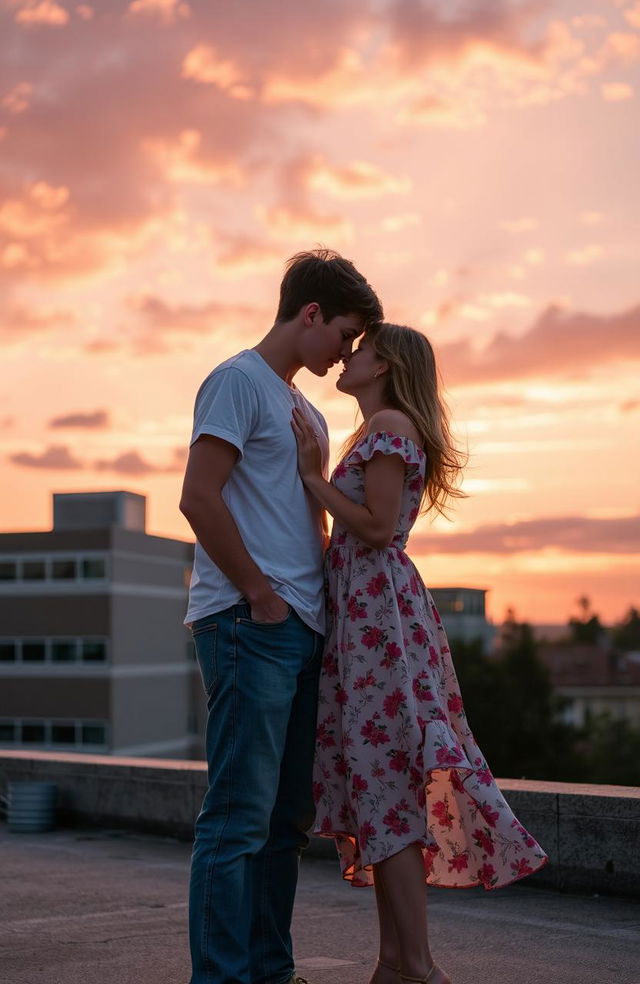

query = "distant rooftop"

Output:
[[53, 491, 146, 533]]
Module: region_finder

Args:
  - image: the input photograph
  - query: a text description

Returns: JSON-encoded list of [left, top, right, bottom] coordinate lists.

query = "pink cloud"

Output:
[[0, 303, 74, 338], [1, 2, 305, 279], [8, 440, 186, 475], [416, 514, 640, 556], [215, 234, 283, 270], [259, 154, 352, 235], [438, 303, 640, 385], [385, 0, 548, 72], [9, 444, 83, 469], [94, 447, 185, 475], [131, 294, 261, 333], [49, 409, 109, 429]]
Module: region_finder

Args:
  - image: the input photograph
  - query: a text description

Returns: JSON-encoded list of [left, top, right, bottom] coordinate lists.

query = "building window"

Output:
[[0, 637, 109, 664], [82, 557, 106, 579], [0, 642, 16, 662], [22, 641, 46, 662], [51, 722, 76, 744], [22, 560, 46, 580], [81, 640, 107, 662], [0, 553, 108, 584], [81, 723, 106, 745], [51, 640, 77, 662], [52, 558, 77, 580], [21, 722, 46, 743], [0, 718, 108, 750]]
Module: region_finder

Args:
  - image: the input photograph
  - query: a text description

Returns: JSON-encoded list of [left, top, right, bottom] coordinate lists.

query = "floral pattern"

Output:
[[313, 431, 548, 889]]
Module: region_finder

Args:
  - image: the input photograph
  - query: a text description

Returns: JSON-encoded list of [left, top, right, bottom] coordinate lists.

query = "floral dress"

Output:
[[312, 431, 548, 889]]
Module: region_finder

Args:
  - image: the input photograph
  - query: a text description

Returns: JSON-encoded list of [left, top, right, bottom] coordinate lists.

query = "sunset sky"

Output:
[[1, 0, 638, 626]]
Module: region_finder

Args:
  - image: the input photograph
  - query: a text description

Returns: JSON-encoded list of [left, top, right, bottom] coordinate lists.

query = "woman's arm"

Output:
[[291, 408, 407, 550]]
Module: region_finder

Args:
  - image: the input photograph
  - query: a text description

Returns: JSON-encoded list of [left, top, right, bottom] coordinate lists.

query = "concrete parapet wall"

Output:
[[1, 751, 639, 898]]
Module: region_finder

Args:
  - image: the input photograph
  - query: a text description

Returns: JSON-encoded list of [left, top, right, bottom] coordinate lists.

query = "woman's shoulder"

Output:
[[366, 408, 421, 445]]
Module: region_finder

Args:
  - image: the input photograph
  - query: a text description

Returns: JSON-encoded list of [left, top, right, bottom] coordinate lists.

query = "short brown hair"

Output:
[[276, 248, 383, 327]]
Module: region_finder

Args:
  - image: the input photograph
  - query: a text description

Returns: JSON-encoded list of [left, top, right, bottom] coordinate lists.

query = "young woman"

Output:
[[291, 323, 547, 984]]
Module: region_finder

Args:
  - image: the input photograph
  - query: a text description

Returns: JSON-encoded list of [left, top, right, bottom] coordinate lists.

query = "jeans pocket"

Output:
[[237, 605, 293, 628], [192, 622, 218, 695]]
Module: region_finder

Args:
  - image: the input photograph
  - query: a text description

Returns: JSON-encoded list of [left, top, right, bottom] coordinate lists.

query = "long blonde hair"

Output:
[[341, 322, 466, 517]]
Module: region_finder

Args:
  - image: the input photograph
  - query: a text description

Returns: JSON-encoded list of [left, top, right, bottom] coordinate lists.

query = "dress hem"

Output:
[[312, 830, 549, 890]]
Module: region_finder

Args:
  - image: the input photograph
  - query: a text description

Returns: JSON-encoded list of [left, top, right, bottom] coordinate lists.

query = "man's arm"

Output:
[[179, 434, 289, 623]]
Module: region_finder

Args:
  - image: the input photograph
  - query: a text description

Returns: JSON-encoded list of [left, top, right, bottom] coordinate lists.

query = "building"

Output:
[[0, 491, 201, 758], [537, 643, 640, 728], [429, 587, 495, 653]]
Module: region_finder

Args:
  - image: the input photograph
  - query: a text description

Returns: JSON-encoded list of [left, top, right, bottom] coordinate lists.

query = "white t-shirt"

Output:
[[184, 349, 329, 634]]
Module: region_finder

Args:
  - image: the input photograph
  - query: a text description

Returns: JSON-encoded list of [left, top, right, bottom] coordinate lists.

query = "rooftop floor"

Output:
[[1, 825, 639, 984]]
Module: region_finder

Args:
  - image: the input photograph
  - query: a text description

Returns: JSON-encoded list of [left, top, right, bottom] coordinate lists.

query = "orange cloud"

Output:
[[181, 44, 255, 100], [500, 217, 539, 233], [14, 1, 69, 27], [258, 154, 354, 237], [565, 244, 604, 265], [128, 0, 190, 24], [619, 399, 639, 413], [601, 81, 634, 100], [2, 82, 32, 114], [384, 0, 547, 74], [308, 159, 410, 200], [626, 3, 640, 29]]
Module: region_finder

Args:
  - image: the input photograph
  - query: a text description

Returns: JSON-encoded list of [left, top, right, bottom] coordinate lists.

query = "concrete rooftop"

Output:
[[1, 826, 639, 984]]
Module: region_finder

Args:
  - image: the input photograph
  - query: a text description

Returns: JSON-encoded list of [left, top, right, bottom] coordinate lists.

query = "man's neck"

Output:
[[253, 324, 301, 384]]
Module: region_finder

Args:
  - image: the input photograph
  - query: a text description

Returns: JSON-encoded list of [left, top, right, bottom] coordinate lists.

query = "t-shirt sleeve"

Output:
[[190, 367, 259, 458]]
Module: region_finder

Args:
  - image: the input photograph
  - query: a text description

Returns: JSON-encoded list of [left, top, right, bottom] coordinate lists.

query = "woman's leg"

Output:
[[374, 843, 450, 983], [369, 866, 401, 983]]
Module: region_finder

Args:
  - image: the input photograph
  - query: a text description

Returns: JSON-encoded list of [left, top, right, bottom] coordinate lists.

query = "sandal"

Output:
[[378, 959, 401, 973], [376, 958, 400, 977], [400, 965, 437, 983]]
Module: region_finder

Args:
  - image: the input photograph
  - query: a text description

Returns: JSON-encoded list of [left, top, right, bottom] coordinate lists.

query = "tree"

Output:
[[568, 594, 605, 644], [611, 607, 640, 652], [580, 713, 640, 786], [451, 624, 584, 781]]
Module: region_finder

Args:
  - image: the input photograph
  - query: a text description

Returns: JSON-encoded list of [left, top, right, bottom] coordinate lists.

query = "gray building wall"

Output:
[[0, 493, 200, 759]]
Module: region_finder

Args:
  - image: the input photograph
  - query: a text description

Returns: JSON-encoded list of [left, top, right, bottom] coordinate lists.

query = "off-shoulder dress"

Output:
[[312, 431, 548, 889]]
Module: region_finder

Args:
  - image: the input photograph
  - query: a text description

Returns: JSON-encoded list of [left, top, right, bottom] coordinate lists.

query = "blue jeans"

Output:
[[189, 602, 323, 984]]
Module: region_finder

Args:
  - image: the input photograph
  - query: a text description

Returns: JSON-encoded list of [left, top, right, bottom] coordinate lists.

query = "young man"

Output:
[[180, 249, 383, 984]]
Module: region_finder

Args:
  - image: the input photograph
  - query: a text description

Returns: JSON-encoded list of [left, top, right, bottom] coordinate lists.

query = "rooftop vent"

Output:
[[52, 492, 146, 532]]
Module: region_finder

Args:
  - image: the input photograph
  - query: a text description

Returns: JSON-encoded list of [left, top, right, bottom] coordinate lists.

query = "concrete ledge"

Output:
[[1, 751, 639, 898]]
